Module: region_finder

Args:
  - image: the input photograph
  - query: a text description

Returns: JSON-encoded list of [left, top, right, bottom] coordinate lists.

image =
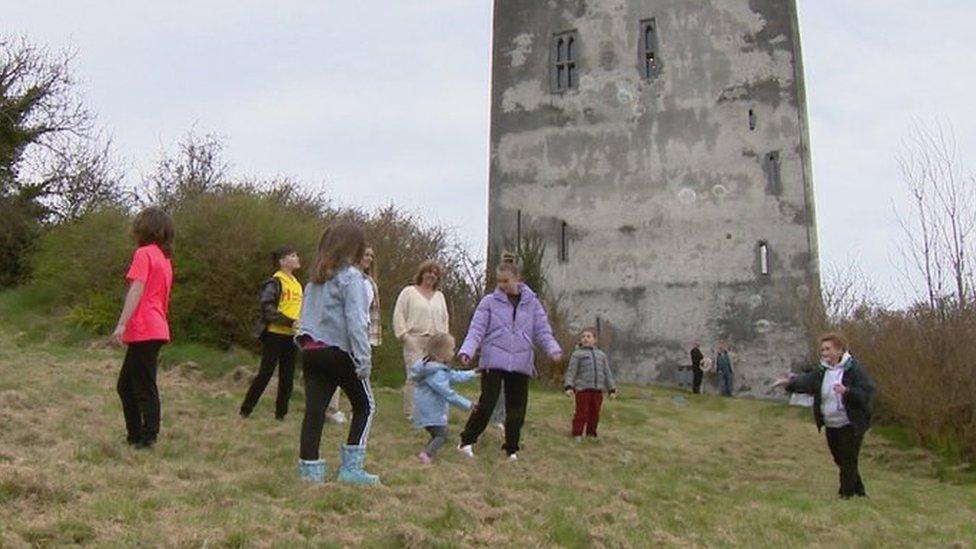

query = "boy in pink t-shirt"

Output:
[[112, 207, 174, 449]]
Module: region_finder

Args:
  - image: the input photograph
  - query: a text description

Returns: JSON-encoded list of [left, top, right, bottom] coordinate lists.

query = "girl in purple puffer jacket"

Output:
[[456, 262, 563, 461]]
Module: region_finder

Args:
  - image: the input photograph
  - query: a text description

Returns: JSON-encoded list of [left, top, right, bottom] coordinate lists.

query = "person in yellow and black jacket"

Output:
[[240, 246, 303, 420]]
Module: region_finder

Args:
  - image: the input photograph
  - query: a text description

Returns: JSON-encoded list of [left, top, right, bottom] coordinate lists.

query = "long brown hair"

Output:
[[311, 222, 366, 284], [132, 207, 175, 257], [412, 260, 442, 290]]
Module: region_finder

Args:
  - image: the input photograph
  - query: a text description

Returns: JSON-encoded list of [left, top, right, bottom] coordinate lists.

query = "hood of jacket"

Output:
[[409, 358, 450, 382], [820, 352, 854, 372]]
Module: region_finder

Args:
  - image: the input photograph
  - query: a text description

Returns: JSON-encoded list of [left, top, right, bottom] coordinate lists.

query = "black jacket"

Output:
[[785, 357, 875, 435], [690, 347, 704, 369], [252, 277, 295, 338]]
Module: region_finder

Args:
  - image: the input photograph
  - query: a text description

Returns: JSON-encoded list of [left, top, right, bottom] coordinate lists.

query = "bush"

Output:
[[27, 186, 483, 378], [31, 207, 132, 329], [835, 306, 976, 462]]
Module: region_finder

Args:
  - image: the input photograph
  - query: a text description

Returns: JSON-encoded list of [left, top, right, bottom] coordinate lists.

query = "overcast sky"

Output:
[[4, 1, 974, 306]]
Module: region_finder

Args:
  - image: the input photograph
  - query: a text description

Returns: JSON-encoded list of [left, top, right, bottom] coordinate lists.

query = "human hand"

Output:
[[458, 354, 471, 366], [111, 325, 125, 346], [565, 389, 574, 398], [832, 383, 847, 395], [551, 353, 564, 363], [771, 374, 793, 389], [609, 392, 617, 400]]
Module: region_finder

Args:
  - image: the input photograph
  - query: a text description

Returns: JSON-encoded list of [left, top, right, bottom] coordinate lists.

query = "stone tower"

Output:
[[487, 0, 820, 396]]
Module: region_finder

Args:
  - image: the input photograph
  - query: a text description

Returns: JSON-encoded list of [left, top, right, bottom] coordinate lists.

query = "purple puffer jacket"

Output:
[[458, 283, 562, 376]]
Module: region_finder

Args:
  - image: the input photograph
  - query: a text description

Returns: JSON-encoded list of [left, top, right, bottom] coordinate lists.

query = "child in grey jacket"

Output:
[[564, 328, 616, 440]]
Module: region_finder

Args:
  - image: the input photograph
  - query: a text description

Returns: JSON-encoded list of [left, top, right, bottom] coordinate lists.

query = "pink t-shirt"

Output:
[[123, 244, 173, 344]]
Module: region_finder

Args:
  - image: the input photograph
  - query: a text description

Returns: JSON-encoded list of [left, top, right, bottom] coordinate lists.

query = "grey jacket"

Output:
[[564, 346, 616, 392]]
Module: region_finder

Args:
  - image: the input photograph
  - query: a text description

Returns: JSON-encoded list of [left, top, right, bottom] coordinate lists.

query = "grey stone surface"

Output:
[[487, 0, 820, 397]]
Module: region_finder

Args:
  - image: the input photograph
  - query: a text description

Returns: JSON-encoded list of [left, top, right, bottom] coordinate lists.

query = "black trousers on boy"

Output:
[[691, 366, 703, 394], [240, 332, 297, 419], [825, 425, 867, 497], [460, 369, 530, 455], [299, 347, 375, 461], [117, 340, 164, 445]]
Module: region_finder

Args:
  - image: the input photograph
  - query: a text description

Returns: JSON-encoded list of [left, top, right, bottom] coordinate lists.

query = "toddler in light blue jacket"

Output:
[[409, 333, 478, 464]]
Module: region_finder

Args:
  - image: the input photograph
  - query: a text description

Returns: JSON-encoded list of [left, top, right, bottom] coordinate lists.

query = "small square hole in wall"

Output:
[[726, 233, 732, 240]]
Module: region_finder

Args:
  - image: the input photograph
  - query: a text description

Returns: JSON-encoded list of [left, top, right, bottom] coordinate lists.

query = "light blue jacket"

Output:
[[409, 359, 478, 428], [295, 265, 372, 379]]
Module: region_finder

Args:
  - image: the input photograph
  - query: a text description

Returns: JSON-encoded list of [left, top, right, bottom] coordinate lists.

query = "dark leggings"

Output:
[[299, 347, 375, 461], [423, 426, 449, 457], [117, 341, 164, 444], [460, 370, 529, 455], [240, 332, 297, 418]]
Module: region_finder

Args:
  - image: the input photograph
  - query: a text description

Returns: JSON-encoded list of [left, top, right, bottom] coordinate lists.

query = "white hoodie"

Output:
[[821, 353, 853, 428]]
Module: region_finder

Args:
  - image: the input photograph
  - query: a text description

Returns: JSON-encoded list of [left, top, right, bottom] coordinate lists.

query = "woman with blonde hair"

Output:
[[392, 260, 450, 419]]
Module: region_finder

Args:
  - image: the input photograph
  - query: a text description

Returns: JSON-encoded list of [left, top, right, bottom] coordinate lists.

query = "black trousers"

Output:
[[691, 366, 703, 394], [460, 369, 530, 455], [117, 340, 164, 444], [825, 425, 867, 497], [240, 332, 297, 418], [299, 347, 375, 461]]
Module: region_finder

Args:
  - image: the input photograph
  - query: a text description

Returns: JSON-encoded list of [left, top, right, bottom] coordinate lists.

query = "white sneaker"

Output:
[[327, 411, 347, 424], [457, 444, 474, 459], [507, 453, 518, 462], [574, 436, 583, 443]]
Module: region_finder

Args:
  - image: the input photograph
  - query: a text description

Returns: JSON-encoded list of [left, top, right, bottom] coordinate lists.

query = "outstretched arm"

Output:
[[430, 372, 473, 410]]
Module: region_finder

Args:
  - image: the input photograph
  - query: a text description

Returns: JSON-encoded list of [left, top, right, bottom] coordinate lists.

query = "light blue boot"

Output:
[[297, 459, 327, 484], [337, 444, 380, 486]]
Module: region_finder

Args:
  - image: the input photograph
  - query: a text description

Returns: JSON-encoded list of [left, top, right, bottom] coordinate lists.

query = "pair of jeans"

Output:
[[299, 347, 375, 460], [719, 369, 734, 396], [571, 390, 604, 437], [240, 332, 297, 418], [460, 369, 529, 455], [825, 425, 867, 497], [117, 341, 164, 444]]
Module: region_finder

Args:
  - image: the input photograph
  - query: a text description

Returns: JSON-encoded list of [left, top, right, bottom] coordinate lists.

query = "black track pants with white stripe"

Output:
[[299, 347, 375, 460]]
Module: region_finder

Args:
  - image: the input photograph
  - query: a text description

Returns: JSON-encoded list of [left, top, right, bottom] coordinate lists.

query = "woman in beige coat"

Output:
[[392, 261, 449, 419]]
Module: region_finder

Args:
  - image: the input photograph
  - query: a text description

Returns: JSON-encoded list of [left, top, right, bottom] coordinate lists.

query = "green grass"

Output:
[[1, 290, 976, 546]]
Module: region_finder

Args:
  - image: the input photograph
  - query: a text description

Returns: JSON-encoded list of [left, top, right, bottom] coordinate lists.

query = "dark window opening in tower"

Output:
[[766, 151, 781, 194], [552, 31, 579, 93], [640, 19, 659, 79], [516, 209, 522, 254], [559, 221, 569, 262], [749, 109, 757, 131]]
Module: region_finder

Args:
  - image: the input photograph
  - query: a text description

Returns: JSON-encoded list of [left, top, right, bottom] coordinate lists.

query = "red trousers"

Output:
[[571, 390, 604, 437]]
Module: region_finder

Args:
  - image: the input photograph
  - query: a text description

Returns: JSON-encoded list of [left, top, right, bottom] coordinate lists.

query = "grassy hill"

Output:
[[0, 291, 974, 547]]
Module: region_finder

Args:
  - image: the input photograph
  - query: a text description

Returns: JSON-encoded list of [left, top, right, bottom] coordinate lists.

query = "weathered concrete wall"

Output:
[[488, 0, 820, 396]]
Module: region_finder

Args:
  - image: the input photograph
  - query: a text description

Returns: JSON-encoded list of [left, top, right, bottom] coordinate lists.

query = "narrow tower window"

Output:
[[516, 209, 522, 254], [640, 19, 660, 79], [551, 31, 579, 92], [748, 109, 757, 131], [758, 241, 770, 276], [559, 221, 569, 262], [766, 151, 781, 195]]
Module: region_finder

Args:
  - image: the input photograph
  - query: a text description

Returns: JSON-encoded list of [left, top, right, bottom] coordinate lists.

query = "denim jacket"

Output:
[[295, 265, 372, 378]]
